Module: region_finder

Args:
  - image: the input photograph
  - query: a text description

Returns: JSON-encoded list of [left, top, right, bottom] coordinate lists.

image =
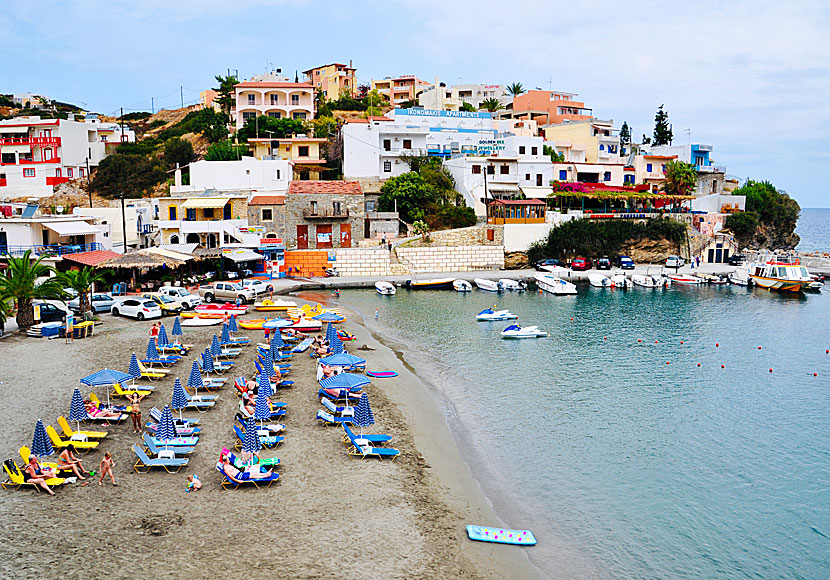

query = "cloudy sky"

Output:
[[3, 0, 828, 206]]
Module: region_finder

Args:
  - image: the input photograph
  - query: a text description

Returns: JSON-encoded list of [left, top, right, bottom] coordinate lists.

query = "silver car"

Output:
[[67, 293, 117, 313]]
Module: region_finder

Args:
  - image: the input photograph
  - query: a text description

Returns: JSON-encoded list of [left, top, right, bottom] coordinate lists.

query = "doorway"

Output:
[[339, 223, 351, 248], [296, 225, 308, 249]]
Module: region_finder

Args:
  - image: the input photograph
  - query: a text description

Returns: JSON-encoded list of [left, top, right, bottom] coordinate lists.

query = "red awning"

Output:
[[61, 250, 122, 267]]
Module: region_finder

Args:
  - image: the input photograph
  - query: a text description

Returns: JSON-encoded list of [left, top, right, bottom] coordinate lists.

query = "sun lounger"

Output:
[[238, 401, 285, 421], [144, 422, 201, 437], [342, 424, 392, 446], [321, 397, 354, 417], [318, 388, 361, 403], [149, 434, 199, 447], [46, 425, 99, 452], [134, 359, 167, 380], [132, 444, 188, 473], [57, 416, 107, 439], [197, 358, 233, 374], [316, 409, 352, 426], [143, 433, 194, 456], [85, 396, 128, 423], [19, 446, 73, 475], [111, 382, 154, 398], [140, 355, 180, 368], [222, 448, 280, 470], [216, 462, 280, 489], [233, 424, 283, 449], [234, 414, 284, 435], [347, 444, 400, 462], [2, 459, 65, 490], [215, 347, 242, 358], [149, 407, 200, 426]]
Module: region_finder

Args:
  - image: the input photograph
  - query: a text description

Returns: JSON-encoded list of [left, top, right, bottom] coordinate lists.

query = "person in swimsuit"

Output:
[[99, 452, 116, 486], [85, 402, 122, 419], [23, 456, 56, 495], [219, 455, 272, 481], [126, 392, 145, 433], [57, 445, 87, 480]]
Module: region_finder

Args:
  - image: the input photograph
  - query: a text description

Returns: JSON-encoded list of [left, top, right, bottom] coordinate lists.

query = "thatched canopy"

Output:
[[98, 249, 187, 269]]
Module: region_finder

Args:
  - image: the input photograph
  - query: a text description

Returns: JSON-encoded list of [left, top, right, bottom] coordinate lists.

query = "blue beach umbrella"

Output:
[[330, 332, 344, 354], [172, 317, 183, 339], [319, 353, 366, 367], [242, 417, 261, 454], [257, 372, 273, 399], [320, 372, 370, 390], [80, 368, 133, 407], [31, 419, 54, 458], [353, 392, 375, 437], [221, 323, 231, 345], [211, 334, 222, 358], [254, 386, 271, 427], [263, 318, 292, 330], [128, 353, 141, 383], [314, 312, 343, 322], [270, 330, 285, 350], [228, 314, 239, 334], [171, 378, 188, 420], [325, 322, 337, 343], [156, 405, 178, 451], [69, 388, 89, 432], [157, 323, 169, 347], [202, 348, 215, 374], [146, 337, 160, 360]]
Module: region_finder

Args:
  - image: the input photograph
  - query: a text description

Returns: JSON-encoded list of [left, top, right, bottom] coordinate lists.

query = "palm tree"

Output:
[[507, 82, 525, 96], [0, 250, 68, 328], [58, 266, 112, 319], [663, 160, 698, 197], [479, 98, 504, 112]]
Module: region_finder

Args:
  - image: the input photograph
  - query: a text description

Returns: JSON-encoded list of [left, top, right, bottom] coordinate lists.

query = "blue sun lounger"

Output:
[[316, 410, 352, 426], [318, 389, 361, 403], [216, 463, 279, 489], [132, 444, 189, 473], [144, 422, 200, 436], [342, 424, 392, 446], [347, 444, 400, 462], [149, 407, 200, 426], [233, 424, 283, 449], [238, 401, 286, 421], [149, 435, 199, 447], [321, 397, 354, 417], [143, 432, 195, 456], [224, 449, 280, 470]]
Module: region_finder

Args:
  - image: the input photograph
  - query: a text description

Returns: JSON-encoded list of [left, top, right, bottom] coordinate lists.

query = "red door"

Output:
[[316, 225, 332, 249], [296, 225, 308, 250], [340, 223, 352, 248]]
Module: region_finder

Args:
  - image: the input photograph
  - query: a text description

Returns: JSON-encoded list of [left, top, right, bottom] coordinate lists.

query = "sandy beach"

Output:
[[0, 299, 540, 580]]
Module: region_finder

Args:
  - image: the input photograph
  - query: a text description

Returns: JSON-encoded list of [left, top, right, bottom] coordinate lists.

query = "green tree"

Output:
[[543, 144, 565, 163], [309, 116, 337, 139], [619, 121, 631, 146], [213, 74, 239, 114], [413, 220, 430, 241], [663, 160, 697, 196], [641, 134, 651, 145], [479, 98, 504, 112], [157, 108, 229, 143], [0, 250, 69, 328], [507, 82, 524, 96], [652, 104, 672, 146], [204, 140, 248, 161], [725, 211, 759, 245], [236, 116, 305, 142], [379, 172, 439, 223], [459, 102, 476, 112], [58, 266, 111, 318], [163, 137, 194, 168], [730, 179, 801, 248], [90, 154, 166, 198]]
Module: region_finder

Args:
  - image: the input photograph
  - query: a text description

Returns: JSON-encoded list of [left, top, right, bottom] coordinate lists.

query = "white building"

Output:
[[418, 81, 512, 111], [73, 199, 156, 253], [170, 157, 291, 196], [232, 73, 315, 130], [0, 212, 108, 257]]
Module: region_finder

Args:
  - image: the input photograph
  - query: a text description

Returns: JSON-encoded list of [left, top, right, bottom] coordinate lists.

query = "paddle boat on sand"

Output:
[[476, 307, 518, 321], [238, 318, 291, 330], [181, 316, 224, 326], [291, 318, 323, 332], [181, 311, 225, 319], [195, 303, 249, 314], [375, 281, 396, 295], [501, 324, 548, 339], [453, 279, 473, 292], [253, 299, 296, 311], [534, 273, 577, 295]]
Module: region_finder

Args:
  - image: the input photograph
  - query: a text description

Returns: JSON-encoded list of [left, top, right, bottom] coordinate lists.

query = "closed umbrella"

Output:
[[146, 337, 160, 360], [352, 392, 375, 437], [156, 405, 178, 452], [242, 417, 261, 454], [171, 378, 188, 421], [221, 323, 231, 345], [157, 323, 169, 347], [68, 388, 89, 433], [254, 386, 271, 428], [202, 348, 215, 374], [330, 332, 344, 354], [228, 314, 239, 335], [31, 419, 54, 458], [259, 350, 274, 381], [257, 372, 273, 399], [270, 330, 285, 350], [210, 334, 222, 358], [325, 322, 337, 343], [320, 372, 370, 390], [128, 353, 141, 384], [171, 317, 183, 341], [188, 360, 205, 396]]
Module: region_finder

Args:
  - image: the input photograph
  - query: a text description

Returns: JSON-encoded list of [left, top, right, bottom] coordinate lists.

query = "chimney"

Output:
[[349, 59, 353, 68], [174, 163, 182, 189]]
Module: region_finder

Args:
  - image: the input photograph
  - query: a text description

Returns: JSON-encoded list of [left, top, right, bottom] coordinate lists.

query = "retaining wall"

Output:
[[333, 248, 391, 277], [396, 245, 504, 272]]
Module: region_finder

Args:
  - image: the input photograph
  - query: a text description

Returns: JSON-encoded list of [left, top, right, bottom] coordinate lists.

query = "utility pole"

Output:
[[180, 86, 184, 109], [151, 97, 154, 115], [120, 107, 125, 138], [85, 158, 92, 207], [120, 194, 127, 254]]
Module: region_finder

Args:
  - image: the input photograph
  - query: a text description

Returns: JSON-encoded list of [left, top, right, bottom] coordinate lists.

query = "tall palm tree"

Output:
[[479, 98, 504, 112], [507, 82, 525, 96], [0, 250, 68, 328], [663, 160, 698, 197], [58, 266, 112, 319]]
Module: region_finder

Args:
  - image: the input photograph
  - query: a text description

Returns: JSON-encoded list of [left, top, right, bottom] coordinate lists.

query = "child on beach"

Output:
[[99, 452, 116, 486], [186, 475, 201, 492], [374, 308, 379, 320]]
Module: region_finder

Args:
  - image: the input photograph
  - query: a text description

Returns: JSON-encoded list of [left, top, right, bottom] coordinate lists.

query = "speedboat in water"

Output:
[[535, 273, 577, 295], [499, 278, 526, 291], [610, 272, 632, 288], [501, 324, 548, 339], [375, 281, 396, 295], [476, 307, 518, 321], [474, 278, 503, 292], [406, 278, 455, 290], [748, 255, 812, 292], [588, 273, 612, 288], [453, 279, 472, 292], [632, 274, 671, 288], [667, 273, 705, 285]]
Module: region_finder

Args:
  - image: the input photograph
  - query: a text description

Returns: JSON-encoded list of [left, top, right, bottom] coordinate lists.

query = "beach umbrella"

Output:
[[156, 405, 178, 451], [188, 360, 204, 396], [221, 323, 231, 345], [263, 318, 292, 330], [330, 332, 344, 354], [146, 337, 160, 360], [352, 392, 375, 437], [320, 372, 370, 390], [325, 322, 337, 343], [242, 417, 261, 454], [319, 353, 366, 368], [257, 372, 273, 399], [157, 323, 169, 347], [313, 312, 343, 322], [128, 353, 141, 383], [202, 348, 215, 374], [81, 368, 133, 408], [171, 378, 188, 421], [210, 334, 222, 358], [270, 330, 285, 350], [254, 386, 271, 428], [228, 314, 239, 334], [31, 420, 54, 458], [172, 317, 183, 340], [68, 388, 89, 433]]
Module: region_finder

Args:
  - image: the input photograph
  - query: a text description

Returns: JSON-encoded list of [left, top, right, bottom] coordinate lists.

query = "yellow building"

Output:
[[157, 195, 249, 248], [303, 62, 357, 100], [542, 120, 620, 164], [248, 137, 328, 180]]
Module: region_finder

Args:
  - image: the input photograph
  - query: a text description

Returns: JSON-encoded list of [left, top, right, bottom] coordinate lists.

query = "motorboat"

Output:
[[474, 278, 503, 292], [195, 303, 249, 314], [632, 274, 658, 288], [476, 307, 518, 321], [499, 278, 526, 291], [748, 255, 812, 292], [588, 273, 612, 288], [667, 273, 705, 285], [700, 274, 728, 285], [534, 273, 577, 295], [501, 324, 548, 339], [406, 278, 456, 290], [610, 272, 632, 288], [805, 280, 823, 292], [375, 281, 396, 295], [253, 299, 297, 311], [453, 279, 473, 292], [728, 268, 752, 287]]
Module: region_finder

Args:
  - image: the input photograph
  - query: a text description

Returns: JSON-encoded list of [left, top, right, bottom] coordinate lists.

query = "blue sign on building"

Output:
[[395, 108, 492, 120]]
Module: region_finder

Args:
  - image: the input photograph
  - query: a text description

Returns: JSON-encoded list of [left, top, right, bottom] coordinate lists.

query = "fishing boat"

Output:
[[253, 299, 297, 311], [700, 274, 728, 285], [375, 281, 396, 295], [195, 303, 249, 314], [474, 278, 502, 292], [588, 273, 612, 287], [499, 278, 526, 291], [610, 272, 632, 288], [406, 278, 455, 290], [668, 273, 705, 285], [453, 279, 473, 292], [748, 255, 812, 292], [501, 324, 548, 339], [476, 307, 518, 321], [534, 273, 577, 295]]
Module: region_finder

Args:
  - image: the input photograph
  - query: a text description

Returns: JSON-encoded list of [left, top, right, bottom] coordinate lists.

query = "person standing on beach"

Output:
[[374, 308, 379, 321], [149, 322, 159, 344], [99, 452, 116, 486], [126, 392, 145, 433]]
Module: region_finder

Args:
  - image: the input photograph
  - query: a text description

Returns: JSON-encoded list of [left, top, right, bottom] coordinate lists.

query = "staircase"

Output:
[[389, 248, 410, 276]]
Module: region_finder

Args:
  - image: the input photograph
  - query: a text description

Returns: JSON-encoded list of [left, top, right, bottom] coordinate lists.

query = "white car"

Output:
[[242, 280, 274, 295], [111, 298, 162, 320], [158, 286, 201, 309], [665, 255, 686, 268]]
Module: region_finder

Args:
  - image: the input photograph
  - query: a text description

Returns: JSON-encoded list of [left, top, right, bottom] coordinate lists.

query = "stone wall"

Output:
[[284, 193, 364, 250], [247, 204, 286, 237], [333, 248, 391, 276], [405, 225, 504, 247], [396, 245, 504, 272]]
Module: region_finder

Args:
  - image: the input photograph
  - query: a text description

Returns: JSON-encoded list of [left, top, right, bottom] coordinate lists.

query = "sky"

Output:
[[3, 0, 829, 207]]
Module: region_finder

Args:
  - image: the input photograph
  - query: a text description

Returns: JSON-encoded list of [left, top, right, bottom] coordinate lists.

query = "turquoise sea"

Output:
[[337, 285, 830, 579], [796, 208, 830, 253]]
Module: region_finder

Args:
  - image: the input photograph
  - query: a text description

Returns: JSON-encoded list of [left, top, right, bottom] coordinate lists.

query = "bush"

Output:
[[725, 212, 759, 243], [157, 108, 229, 143], [235, 116, 305, 142], [430, 205, 477, 230], [90, 154, 166, 199], [163, 137, 194, 168], [121, 111, 152, 121], [204, 140, 248, 161], [116, 140, 160, 156]]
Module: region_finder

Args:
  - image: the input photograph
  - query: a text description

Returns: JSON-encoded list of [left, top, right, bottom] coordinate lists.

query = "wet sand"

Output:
[[0, 301, 540, 580]]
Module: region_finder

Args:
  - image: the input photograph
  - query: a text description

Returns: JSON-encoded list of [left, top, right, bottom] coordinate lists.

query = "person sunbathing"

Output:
[[320, 364, 336, 378], [219, 455, 272, 480], [85, 402, 123, 419], [23, 456, 57, 495], [57, 445, 87, 480], [323, 387, 361, 401]]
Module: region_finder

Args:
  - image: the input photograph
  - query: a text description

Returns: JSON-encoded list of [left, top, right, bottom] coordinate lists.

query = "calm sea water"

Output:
[[796, 208, 830, 252], [338, 285, 830, 579]]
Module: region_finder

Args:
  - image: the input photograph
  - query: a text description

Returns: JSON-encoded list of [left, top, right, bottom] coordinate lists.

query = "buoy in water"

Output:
[[666, 361, 670, 365], [716, 343, 720, 347], [769, 368, 773, 372], [697, 363, 701, 367], [680, 341, 684, 345], [721, 364, 725, 368], [655, 340, 659, 344], [758, 346, 762, 350], [814, 372, 818, 377]]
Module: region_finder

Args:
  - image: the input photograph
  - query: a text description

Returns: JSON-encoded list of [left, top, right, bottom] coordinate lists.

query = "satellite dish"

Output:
[[56, 205, 64, 214]]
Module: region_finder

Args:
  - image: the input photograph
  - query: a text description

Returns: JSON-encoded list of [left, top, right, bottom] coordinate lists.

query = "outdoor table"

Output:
[[157, 449, 175, 460]]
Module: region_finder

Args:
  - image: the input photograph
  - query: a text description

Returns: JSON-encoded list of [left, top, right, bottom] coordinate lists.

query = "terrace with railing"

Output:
[[0, 242, 104, 258]]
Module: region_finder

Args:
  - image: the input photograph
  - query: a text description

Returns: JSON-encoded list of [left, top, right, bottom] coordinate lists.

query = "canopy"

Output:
[[320, 372, 370, 390], [319, 353, 366, 367], [223, 249, 264, 263], [145, 247, 194, 262], [181, 197, 229, 209], [99, 250, 187, 269], [81, 368, 133, 386], [43, 221, 100, 237]]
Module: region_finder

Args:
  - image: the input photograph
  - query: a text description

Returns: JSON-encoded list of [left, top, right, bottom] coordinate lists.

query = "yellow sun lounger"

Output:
[[2, 459, 65, 491], [111, 382, 153, 398], [46, 425, 99, 452], [57, 416, 107, 440], [19, 446, 71, 474], [89, 393, 131, 414], [137, 360, 169, 378]]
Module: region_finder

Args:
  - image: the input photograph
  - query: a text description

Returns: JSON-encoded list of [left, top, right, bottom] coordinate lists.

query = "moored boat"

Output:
[[534, 273, 577, 295], [610, 272, 632, 288], [668, 273, 705, 285], [474, 278, 502, 292], [748, 255, 812, 292], [406, 278, 455, 290], [476, 307, 518, 321], [588, 273, 612, 288], [453, 279, 473, 292], [499, 278, 526, 291], [728, 267, 752, 286], [632, 274, 658, 288], [375, 281, 396, 295], [501, 324, 548, 339]]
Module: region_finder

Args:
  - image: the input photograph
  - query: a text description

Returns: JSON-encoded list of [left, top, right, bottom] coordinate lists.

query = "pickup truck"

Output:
[[198, 282, 257, 304], [158, 286, 202, 310]]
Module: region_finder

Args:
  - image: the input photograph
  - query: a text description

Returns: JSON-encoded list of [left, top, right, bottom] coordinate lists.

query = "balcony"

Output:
[[303, 208, 350, 219], [138, 224, 155, 234], [0, 136, 61, 147], [14, 157, 61, 165], [45, 176, 70, 186], [697, 164, 727, 173], [0, 242, 104, 258]]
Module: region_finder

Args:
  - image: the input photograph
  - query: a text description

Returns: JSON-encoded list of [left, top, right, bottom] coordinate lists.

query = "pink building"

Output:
[[233, 81, 315, 130]]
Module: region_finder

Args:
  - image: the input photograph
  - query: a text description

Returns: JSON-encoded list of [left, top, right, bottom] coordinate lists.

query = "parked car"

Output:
[[596, 257, 612, 270], [158, 286, 201, 309], [242, 280, 274, 296], [571, 257, 592, 271], [727, 253, 746, 266], [618, 256, 635, 270], [534, 258, 566, 271], [111, 298, 162, 320], [68, 293, 116, 313], [198, 282, 257, 304], [665, 255, 685, 268], [34, 302, 69, 323], [141, 293, 183, 316]]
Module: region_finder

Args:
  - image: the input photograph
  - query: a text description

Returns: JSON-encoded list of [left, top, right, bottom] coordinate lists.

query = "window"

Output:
[[67, 168, 73, 178], [403, 139, 411, 150], [472, 164, 481, 174], [500, 165, 509, 175], [646, 163, 653, 172], [169, 206, 177, 220], [204, 208, 214, 218], [100, 135, 108, 142], [383, 160, 392, 173], [292, 112, 307, 120], [531, 147, 538, 155], [536, 174, 543, 186], [79, 168, 85, 178], [56, 168, 61, 177], [186, 208, 196, 221], [559, 170, 567, 180], [310, 201, 318, 214], [599, 144, 605, 151], [661, 164, 666, 173], [366, 199, 376, 212], [519, 146, 526, 154], [604, 171, 612, 182], [487, 165, 495, 175], [1, 153, 14, 164], [268, 112, 281, 119], [298, 146, 309, 157], [247, 94, 255, 104], [291, 94, 300, 105], [223, 204, 231, 220], [242, 112, 256, 121], [262, 208, 273, 221], [383, 139, 391, 151], [273, 169, 281, 180], [333, 201, 342, 215], [270, 95, 279, 105], [23, 168, 35, 177], [525, 173, 530, 181], [624, 174, 634, 184]]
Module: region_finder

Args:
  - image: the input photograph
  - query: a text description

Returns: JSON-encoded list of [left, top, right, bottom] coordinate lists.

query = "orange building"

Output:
[[509, 90, 593, 126]]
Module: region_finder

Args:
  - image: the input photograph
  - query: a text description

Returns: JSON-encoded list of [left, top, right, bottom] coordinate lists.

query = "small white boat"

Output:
[[610, 272, 632, 288], [728, 267, 752, 287], [476, 307, 518, 321], [407, 278, 456, 290], [498, 278, 526, 291], [806, 280, 823, 292], [501, 324, 548, 339], [668, 273, 705, 285], [474, 278, 502, 292], [632, 274, 658, 288], [534, 273, 577, 295], [453, 279, 473, 292], [180, 316, 224, 326], [588, 273, 612, 288], [375, 281, 396, 295]]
